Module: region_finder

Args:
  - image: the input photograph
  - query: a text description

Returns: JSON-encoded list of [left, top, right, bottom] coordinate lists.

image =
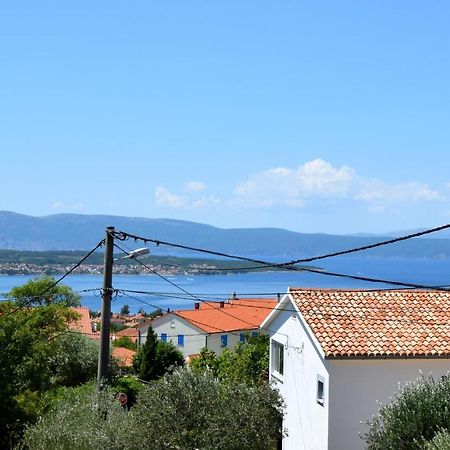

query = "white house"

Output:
[[138, 298, 277, 358], [261, 288, 450, 450]]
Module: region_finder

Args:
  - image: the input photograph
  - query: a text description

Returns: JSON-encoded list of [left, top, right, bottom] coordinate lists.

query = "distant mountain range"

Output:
[[1, 211, 450, 260]]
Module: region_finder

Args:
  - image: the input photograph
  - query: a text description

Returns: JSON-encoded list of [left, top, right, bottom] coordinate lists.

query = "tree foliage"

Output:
[[5, 275, 81, 307], [0, 302, 77, 445], [365, 375, 450, 450], [21, 369, 284, 450], [120, 304, 130, 315], [113, 336, 137, 351], [135, 326, 184, 380], [0, 277, 117, 447], [190, 333, 269, 386]]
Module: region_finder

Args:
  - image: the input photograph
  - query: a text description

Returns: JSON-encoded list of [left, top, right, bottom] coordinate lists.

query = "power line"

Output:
[[111, 228, 450, 291], [118, 290, 450, 340], [113, 222, 450, 267], [1, 241, 104, 317], [113, 242, 268, 333]]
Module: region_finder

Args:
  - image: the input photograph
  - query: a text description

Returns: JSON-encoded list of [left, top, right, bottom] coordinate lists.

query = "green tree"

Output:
[[365, 374, 450, 450], [20, 383, 129, 450], [190, 333, 270, 386], [6, 275, 80, 307], [120, 304, 130, 315], [0, 302, 77, 446], [136, 326, 184, 380], [113, 336, 137, 351], [423, 430, 450, 450], [21, 369, 285, 450], [190, 347, 220, 375]]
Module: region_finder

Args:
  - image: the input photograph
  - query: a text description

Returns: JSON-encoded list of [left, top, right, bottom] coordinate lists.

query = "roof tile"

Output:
[[290, 288, 450, 358]]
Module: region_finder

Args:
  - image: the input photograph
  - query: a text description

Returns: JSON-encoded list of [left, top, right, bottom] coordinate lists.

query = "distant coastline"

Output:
[[0, 250, 317, 276]]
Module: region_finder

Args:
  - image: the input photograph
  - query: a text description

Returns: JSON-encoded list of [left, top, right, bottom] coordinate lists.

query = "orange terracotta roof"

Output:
[[112, 347, 136, 367], [114, 327, 139, 338], [69, 307, 93, 334], [289, 288, 450, 358], [174, 299, 277, 333]]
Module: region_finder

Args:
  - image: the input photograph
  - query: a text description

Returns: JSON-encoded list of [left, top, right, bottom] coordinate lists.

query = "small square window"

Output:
[[239, 333, 246, 343], [271, 340, 284, 376], [160, 333, 167, 343], [178, 334, 184, 347], [317, 376, 325, 406], [221, 334, 228, 347]]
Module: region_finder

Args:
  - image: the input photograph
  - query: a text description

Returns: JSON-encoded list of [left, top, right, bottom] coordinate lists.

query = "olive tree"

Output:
[[365, 375, 450, 450], [21, 369, 285, 450]]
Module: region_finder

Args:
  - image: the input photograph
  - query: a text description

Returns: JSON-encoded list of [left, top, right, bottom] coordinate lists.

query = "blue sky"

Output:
[[1, 1, 450, 234]]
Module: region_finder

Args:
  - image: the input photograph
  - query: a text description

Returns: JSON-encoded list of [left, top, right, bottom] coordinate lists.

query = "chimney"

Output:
[[219, 301, 225, 308], [194, 302, 200, 310]]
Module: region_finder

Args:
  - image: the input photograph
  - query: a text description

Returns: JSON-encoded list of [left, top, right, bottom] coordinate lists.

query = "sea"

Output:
[[0, 257, 449, 313]]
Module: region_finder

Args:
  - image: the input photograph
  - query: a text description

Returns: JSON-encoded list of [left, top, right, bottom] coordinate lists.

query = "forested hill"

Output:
[[1, 211, 450, 259]]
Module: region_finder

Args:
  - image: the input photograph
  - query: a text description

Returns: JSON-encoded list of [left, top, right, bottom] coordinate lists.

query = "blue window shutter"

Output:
[[161, 333, 167, 343], [178, 334, 184, 346], [221, 335, 228, 347]]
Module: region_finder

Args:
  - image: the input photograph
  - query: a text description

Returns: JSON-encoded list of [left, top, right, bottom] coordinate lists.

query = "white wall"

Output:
[[328, 358, 450, 450], [268, 299, 329, 450], [139, 314, 207, 358], [207, 329, 257, 355]]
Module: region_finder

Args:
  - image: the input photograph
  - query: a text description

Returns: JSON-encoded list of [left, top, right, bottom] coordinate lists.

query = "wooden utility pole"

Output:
[[98, 226, 114, 385]]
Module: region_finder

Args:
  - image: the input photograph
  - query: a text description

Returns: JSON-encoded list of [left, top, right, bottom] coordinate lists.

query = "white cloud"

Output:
[[356, 181, 443, 204], [51, 201, 84, 211], [233, 159, 356, 207], [192, 195, 221, 208], [154, 186, 220, 209], [185, 181, 207, 191], [154, 187, 185, 208], [231, 158, 443, 211]]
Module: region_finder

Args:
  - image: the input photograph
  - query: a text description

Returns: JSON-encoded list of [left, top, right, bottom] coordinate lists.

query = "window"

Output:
[[160, 333, 167, 343], [239, 333, 246, 343], [177, 334, 184, 347], [251, 331, 259, 337], [221, 334, 228, 347], [271, 340, 284, 376], [317, 376, 325, 406]]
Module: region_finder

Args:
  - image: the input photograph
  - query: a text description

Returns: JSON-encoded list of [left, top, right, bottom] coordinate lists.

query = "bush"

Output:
[[365, 375, 450, 450], [190, 333, 269, 386], [423, 430, 450, 450], [20, 384, 129, 450], [113, 336, 137, 351], [135, 326, 184, 380], [21, 369, 285, 450]]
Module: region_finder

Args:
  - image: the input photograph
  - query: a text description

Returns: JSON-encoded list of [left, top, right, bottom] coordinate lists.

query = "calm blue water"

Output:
[[0, 257, 448, 313]]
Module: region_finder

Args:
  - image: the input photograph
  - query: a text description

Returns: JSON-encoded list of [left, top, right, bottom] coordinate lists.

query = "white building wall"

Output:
[[268, 302, 329, 450], [328, 358, 450, 450], [207, 329, 256, 355], [139, 314, 206, 358]]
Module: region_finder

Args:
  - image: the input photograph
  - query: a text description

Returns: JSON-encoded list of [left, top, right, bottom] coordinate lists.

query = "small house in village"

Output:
[[261, 288, 450, 450], [69, 307, 136, 367], [138, 298, 277, 358]]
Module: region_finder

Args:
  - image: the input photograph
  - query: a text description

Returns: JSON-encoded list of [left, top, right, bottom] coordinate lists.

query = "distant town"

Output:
[[0, 249, 301, 276], [0, 261, 221, 276]]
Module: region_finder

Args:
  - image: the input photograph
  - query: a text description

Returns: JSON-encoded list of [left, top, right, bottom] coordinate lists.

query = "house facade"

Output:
[[261, 288, 450, 450], [138, 298, 277, 358]]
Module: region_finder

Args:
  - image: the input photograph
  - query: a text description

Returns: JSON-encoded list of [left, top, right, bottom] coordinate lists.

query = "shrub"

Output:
[[21, 369, 285, 450], [365, 374, 450, 450]]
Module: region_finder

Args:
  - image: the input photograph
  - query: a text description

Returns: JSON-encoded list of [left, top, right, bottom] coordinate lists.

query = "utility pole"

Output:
[[98, 226, 114, 385]]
